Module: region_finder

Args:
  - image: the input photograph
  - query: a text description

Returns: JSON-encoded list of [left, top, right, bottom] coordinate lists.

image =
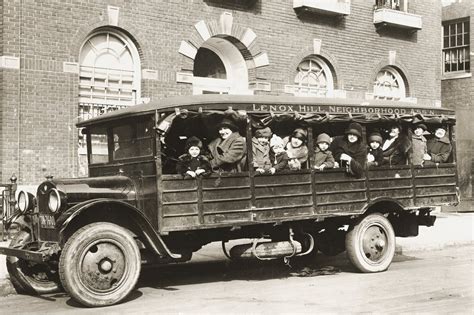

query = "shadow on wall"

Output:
[[203, 0, 261, 13], [375, 25, 418, 43]]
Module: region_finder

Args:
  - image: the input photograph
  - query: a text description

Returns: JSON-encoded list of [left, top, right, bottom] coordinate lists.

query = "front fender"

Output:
[[56, 199, 181, 259]]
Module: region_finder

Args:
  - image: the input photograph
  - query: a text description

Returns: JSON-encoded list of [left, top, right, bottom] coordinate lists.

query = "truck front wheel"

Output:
[[59, 222, 141, 307], [346, 213, 395, 273], [6, 230, 61, 294]]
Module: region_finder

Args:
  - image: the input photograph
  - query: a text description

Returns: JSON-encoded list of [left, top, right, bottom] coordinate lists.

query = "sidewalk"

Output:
[[0, 213, 472, 297]]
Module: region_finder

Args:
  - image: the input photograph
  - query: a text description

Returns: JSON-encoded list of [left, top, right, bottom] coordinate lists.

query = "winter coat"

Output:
[[176, 154, 211, 177], [329, 136, 367, 178], [208, 132, 246, 172], [313, 148, 335, 168], [252, 138, 272, 170], [382, 135, 412, 166], [411, 134, 427, 166], [367, 147, 384, 167], [283, 137, 308, 163], [270, 151, 289, 172], [426, 135, 452, 164]]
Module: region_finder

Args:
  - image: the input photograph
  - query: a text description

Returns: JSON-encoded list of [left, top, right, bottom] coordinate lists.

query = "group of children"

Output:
[[175, 122, 448, 178]]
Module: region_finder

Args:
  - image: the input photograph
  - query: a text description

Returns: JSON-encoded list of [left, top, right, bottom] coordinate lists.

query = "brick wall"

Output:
[[0, 0, 442, 184], [441, 0, 474, 211]]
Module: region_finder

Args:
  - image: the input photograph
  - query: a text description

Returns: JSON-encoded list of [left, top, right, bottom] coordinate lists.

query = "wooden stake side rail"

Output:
[[158, 164, 458, 233]]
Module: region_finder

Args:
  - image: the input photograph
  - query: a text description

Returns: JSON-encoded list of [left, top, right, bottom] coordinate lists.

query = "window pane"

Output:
[[457, 34, 463, 46], [450, 35, 456, 47], [443, 26, 449, 36], [457, 22, 463, 34], [443, 36, 449, 48], [90, 127, 109, 164]]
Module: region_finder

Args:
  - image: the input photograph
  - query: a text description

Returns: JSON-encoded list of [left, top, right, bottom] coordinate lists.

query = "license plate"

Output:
[[39, 214, 56, 229]]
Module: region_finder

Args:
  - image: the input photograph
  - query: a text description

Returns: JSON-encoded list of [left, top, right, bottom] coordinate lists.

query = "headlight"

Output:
[[48, 188, 62, 213], [17, 190, 35, 213]]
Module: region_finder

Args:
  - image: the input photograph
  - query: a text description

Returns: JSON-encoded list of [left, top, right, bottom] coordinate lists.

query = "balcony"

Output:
[[373, 8, 422, 31], [293, 0, 351, 16]]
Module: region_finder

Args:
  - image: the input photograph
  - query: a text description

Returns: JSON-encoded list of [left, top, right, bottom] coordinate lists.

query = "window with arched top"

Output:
[[77, 29, 141, 177], [79, 30, 141, 111], [192, 38, 251, 95], [373, 67, 406, 100], [286, 57, 334, 97]]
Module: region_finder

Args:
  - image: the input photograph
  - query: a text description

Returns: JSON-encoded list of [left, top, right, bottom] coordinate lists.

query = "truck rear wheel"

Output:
[[59, 222, 141, 307], [6, 230, 61, 294], [346, 213, 395, 273]]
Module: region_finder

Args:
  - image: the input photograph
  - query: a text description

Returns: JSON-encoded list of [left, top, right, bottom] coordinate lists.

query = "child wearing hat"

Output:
[[284, 128, 309, 170], [367, 132, 384, 167], [269, 135, 289, 174], [176, 136, 211, 178], [252, 127, 273, 174], [313, 133, 335, 171], [411, 123, 428, 166]]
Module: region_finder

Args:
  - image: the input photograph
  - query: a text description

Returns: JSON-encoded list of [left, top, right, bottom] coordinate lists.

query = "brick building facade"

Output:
[[442, 0, 473, 210], [1, 0, 442, 186]]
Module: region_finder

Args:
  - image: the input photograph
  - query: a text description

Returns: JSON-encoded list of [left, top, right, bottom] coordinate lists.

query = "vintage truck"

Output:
[[0, 95, 458, 307]]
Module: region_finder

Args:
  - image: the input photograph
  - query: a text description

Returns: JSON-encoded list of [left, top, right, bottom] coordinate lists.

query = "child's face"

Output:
[[291, 137, 303, 148], [370, 141, 380, 149], [318, 142, 329, 151], [347, 134, 358, 143], [257, 137, 269, 146], [414, 127, 423, 136], [272, 144, 284, 154], [435, 128, 446, 139], [188, 146, 200, 157]]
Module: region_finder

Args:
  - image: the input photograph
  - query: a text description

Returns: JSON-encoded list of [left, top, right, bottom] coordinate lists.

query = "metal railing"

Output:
[[0, 175, 17, 241]]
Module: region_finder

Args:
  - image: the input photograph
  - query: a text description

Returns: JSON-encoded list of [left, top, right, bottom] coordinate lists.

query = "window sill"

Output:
[[442, 72, 472, 80]]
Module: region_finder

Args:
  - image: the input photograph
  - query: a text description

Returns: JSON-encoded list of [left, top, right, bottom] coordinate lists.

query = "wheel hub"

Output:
[[362, 226, 388, 262], [80, 241, 127, 292]]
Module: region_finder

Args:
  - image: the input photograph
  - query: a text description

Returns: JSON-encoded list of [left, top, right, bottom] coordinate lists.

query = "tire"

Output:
[[6, 230, 61, 294], [59, 222, 141, 307], [345, 213, 395, 273]]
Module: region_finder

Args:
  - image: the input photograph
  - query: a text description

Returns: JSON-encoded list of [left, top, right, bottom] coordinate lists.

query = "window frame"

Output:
[[442, 18, 470, 75]]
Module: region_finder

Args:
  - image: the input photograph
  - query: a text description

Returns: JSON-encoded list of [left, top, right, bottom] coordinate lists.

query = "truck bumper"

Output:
[[0, 247, 47, 263]]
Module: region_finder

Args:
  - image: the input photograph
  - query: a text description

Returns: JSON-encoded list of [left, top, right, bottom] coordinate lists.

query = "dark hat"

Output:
[[414, 123, 427, 131], [316, 133, 331, 144], [345, 122, 363, 138], [291, 128, 307, 141], [185, 136, 202, 152], [368, 132, 383, 144], [217, 118, 238, 132], [255, 127, 272, 139]]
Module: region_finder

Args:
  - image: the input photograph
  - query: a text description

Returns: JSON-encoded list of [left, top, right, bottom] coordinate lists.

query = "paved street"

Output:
[[0, 245, 472, 314]]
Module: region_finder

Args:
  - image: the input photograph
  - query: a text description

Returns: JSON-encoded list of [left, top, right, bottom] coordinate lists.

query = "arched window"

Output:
[[79, 30, 141, 113], [192, 38, 250, 95], [287, 57, 334, 97], [373, 67, 406, 100], [77, 29, 141, 177], [194, 48, 227, 79]]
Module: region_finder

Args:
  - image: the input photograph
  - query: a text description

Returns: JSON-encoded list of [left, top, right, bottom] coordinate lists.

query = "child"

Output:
[[252, 127, 272, 174], [367, 132, 384, 167], [285, 128, 308, 170], [313, 133, 335, 170], [269, 135, 289, 174], [176, 136, 211, 178], [411, 123, 427, 166]]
